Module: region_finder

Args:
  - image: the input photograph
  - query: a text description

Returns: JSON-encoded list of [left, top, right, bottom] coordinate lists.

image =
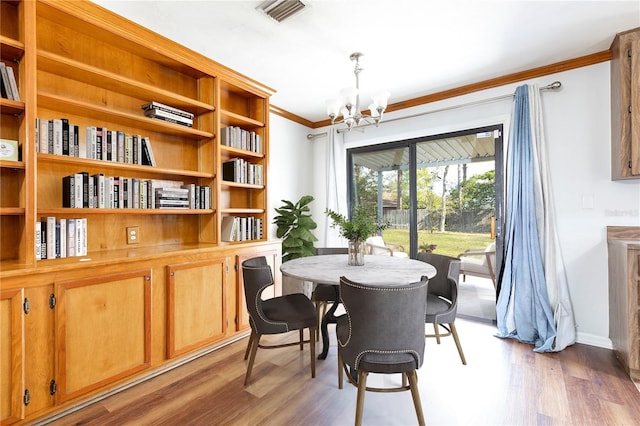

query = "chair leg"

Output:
[[299, 328, 304, 351], [450, 322, 467, 365], [402, 372, 407, 388], [244, 332, 261, 386], [337, 350, 344, 389], [433, 323, 441, 344], [244, 330, 255, 360], [309, 326, 316, 378], [355, 370, 368, 426], [407, 370, 426, 426]]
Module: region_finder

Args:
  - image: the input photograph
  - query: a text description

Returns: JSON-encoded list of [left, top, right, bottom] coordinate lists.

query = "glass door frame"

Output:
[[346, 124, 504, 263]]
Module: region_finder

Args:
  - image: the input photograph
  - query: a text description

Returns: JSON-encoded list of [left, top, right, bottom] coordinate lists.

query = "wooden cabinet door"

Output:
[[0, 288, 24, 425], [54, 270, 152, 403], [166, 257, 226, 358], [236, 250, 279, 332]]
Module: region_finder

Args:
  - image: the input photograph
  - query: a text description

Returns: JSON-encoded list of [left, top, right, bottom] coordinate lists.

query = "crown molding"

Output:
[[270, 50, 612, 129]]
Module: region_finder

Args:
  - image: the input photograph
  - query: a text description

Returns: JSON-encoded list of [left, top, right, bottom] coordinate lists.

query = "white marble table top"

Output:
[[280, 254, 436, 286]]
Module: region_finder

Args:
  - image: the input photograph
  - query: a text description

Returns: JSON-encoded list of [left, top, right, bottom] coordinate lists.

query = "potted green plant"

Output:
[[325, 205, 388, 266], [274, 195, 318, 262]]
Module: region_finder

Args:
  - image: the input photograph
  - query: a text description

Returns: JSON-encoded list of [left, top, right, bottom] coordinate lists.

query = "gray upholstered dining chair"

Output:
[[311, 247, 348, 340], [417, 252, 466, 365], [336, 276, 429, 426], [241, 256, 318, 385]]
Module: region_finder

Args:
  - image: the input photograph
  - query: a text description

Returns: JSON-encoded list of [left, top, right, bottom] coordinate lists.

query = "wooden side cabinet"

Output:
[[607, 226, 640, 381], [611, 27, 640, 180], [166, 257, 227, 359], [0, 288, 25, 425], [54, 270, 152, 403]]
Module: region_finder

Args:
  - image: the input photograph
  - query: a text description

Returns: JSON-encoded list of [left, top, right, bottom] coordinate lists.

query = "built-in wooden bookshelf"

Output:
[[0, 1, 278, 424]]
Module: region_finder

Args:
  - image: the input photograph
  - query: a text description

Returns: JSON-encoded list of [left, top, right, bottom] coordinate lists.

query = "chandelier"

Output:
[[325, 52, 390, 130]]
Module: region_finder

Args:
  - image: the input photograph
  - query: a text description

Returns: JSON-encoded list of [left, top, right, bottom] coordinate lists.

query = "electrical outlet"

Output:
[[127, 226, 139, 244]]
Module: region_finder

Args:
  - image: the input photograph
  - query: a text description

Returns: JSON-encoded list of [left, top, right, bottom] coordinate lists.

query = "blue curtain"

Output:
[[496, 85, 557, 352]]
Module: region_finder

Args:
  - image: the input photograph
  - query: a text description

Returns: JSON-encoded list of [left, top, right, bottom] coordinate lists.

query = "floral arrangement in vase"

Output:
[[325, 205, 388, 265]]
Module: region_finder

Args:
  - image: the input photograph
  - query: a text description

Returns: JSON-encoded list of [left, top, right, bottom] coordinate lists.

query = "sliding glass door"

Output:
[[347, 125, 503, 261]]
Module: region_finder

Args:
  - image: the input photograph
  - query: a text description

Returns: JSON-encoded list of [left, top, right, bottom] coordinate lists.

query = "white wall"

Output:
[[267, 114, 316, 240], [297, 62, 640, 348]]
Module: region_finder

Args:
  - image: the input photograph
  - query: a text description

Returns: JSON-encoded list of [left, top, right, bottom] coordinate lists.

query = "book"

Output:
[[92, 173, 105, 208], [5, 65, 19, 101], [61, 118, 70, 155], [144, 108, 193, 125], [58, 218, 67, 258], [141, 137, 157, 166], [7, 65, 20, 101], [116, 131, 125, 163], [80, 172, 89, 208], [95, 127, 103, 160], [0, 62, 14, 100], [35, 221, 41, 260], [52, 119, 63, 155], [40, 219, 47, 259], [86, 126, 96, 159], [62, 175, 75, 208], [66, 219, 76, 257], [145, 112, 193, 127], [38, 118, 49, 154], [74, 172, 84, 208], [221, 216, 238, 242], [45, 216, 56, 259], [69, 124, 76, 157], [141, 101, 194, 119]]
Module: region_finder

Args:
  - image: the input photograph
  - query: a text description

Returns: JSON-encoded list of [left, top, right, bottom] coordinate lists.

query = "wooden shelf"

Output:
[[0, 160, 25, 170], [0, 207, 24, 215], [0, 35, 24, 61], [38, 208, 214, 215], [220, 181, 264, 190], [38, 92, 214, 139], [37, 50, 214, 115], [220, 208, 264, 214], [37, 153, 214, 179], [220, 110, 264, 128], [220, 145, 264, 159], [0, 97, 25, 116]]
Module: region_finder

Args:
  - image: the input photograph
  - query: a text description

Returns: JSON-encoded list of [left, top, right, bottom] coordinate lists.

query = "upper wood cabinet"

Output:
[[611, 27, 640, 180]]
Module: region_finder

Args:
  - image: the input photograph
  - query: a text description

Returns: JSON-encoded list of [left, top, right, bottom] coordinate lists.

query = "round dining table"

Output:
[[280, 254, 437, 359]]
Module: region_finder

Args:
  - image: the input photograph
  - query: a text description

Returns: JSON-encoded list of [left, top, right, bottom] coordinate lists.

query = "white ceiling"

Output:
[[93, 0, 639, 123]]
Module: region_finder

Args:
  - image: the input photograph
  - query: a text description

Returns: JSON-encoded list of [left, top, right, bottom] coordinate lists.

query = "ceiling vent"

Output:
[[257, 0, 307, 23]]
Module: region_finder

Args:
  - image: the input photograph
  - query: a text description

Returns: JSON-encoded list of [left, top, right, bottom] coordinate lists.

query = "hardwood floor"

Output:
[[38, 318, 640, 425]]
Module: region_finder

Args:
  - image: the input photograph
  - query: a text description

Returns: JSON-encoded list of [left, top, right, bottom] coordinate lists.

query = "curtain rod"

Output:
[[306, 81, 562, 139]]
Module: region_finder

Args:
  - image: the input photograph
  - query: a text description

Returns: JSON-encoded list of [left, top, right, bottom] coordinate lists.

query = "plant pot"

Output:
[[348, 240, 365, 266]]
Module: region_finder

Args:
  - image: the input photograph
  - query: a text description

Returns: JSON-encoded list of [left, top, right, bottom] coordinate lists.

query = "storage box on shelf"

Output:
[[1, 1, 277, 424]]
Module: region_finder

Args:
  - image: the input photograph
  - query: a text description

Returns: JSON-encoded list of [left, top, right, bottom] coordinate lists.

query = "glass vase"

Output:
[[348, 240, 365, 266]]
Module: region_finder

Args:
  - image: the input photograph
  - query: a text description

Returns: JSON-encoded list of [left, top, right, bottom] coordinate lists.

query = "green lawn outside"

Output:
[[382, 229, 493, 258]]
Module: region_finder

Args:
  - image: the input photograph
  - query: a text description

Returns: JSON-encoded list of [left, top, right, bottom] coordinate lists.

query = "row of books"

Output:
[[62, 174, 212, 210], [220, 126, 262, 153], [35, 118, 157, 166], [222, 158, 264, 185], [142, 101, 193, 127], [36, 217, 87, 260], [0, 61, 20, 101], [220, 216, 263, 242]]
